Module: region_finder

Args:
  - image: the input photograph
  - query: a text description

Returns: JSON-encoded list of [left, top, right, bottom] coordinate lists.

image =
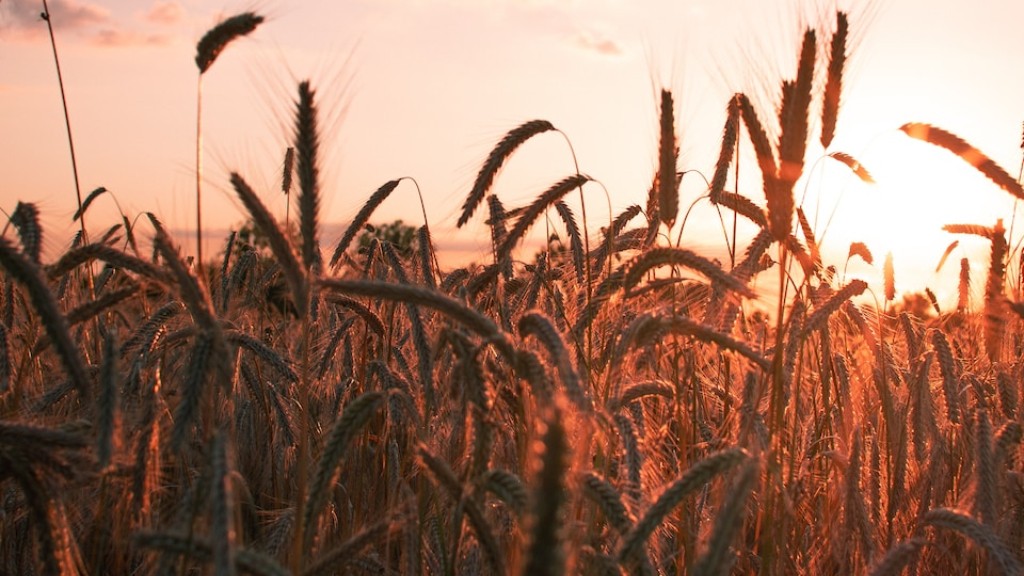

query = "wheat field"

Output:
[[4, 8, 1024, 576]]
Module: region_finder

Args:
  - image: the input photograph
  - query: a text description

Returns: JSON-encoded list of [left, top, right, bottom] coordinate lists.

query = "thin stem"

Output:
[[42, 0, 87, 244], [196, 77, 205, 279]]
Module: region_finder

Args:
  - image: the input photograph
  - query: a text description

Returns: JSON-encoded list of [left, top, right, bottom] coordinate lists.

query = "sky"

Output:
[[3, 0, 1024, 310]]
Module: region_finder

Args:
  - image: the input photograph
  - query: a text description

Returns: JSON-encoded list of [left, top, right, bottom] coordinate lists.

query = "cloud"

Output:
[[145, 1, 183, 26], [90, 28, 169, 47], [3, 0, 109, 32], [571, 29, 624, 57]]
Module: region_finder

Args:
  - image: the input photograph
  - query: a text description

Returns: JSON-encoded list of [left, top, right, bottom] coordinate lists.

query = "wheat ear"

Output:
[[295, 80, 321, 271], [0, 237, 89, 396], [923, 508, 1022, 575], [902, 123, 1024, 200], [692, 458, 759, 576], [459, 119, 557, 227], [821, 12, 848, 149], [657, 89, 678, 227], [230, 172, 308, 315], [304, 391, 387, 541], [523, 404, 569, 576], [618, 448, 747, 564], [329, 179, 401, 268], [622, 246, 755, 299], [867, 538, 925, 576]]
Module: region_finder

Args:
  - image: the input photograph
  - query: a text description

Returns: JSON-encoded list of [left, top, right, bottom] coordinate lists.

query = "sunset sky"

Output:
[[3, 0, 1024, 309]]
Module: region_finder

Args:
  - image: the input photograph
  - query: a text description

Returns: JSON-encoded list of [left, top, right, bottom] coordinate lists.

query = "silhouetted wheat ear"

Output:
[[493, 174, 592, 269], [459, 119, 557, 227], [295, 80, 320, 271], [553, 201, 584, 283], [692, 458, 758, 576], [958, 257, 971, 311], [523, 403, 568, 576], [923, 508, 1022, 575], [72, 186, 107, 222], [654, 314, 771, 370], [11, 202, 42, 265], [985, 219, 1007, 363], [622, 246, 755, 299], [974, 407, 997, 528], [737, 93, 777, 179], [770, 29, 815, 242], [618, 448, 748, 564], [710, 94, 740, 201], [657, 89, 678, 227], [821, 12, 848, 149], [48, 242, 171, 285], [0, 237, 89, 397], [931, 329, 962, 424], [195, 12, 264, 73], [230, 172, 308, 315], [846, 241, 873, 266], [844, 430, 874, 562], [867, 538, 925, 576], [580, 471, 634, 534], [884, 252, 895, 302], [828, 151, 875, 183], [304, 390, 386, 540], [519, 311, 592, 412], [802, 279, 868, 337], [319, 278, 511, 357], [796, 207, 821, 271], [302, 514, 405, 576], [329, 179, 401, 268], [282, 147, 294, 194], [901, 123, 1024, 199], [935, 240, 959, 273]]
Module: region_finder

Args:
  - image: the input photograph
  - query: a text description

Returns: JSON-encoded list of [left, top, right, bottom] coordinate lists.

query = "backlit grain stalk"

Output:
[[194, 12, 264, 274]]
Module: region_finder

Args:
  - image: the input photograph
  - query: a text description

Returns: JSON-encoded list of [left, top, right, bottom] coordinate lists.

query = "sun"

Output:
[[809, 127, 1020, 305]]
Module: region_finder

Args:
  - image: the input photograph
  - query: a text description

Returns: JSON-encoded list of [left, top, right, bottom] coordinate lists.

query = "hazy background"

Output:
[[3, 0, 1024, 308]]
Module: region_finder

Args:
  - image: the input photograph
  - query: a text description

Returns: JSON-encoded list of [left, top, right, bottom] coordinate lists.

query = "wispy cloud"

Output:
[[91, 28, 169, 47], [145, 1, 183, 26], [3, 0, 109, 35], [571, 29, 624, 57]]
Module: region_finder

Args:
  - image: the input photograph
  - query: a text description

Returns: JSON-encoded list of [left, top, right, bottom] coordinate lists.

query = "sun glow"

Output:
[[809, 127, 1023, 306]]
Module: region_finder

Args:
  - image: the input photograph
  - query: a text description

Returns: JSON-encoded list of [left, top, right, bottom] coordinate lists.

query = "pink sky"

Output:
[[3, 0, 1024, 307]]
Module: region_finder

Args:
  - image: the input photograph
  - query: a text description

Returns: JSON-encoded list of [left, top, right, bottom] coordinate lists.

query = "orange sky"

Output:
[[3, 0, 1024, 309]]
